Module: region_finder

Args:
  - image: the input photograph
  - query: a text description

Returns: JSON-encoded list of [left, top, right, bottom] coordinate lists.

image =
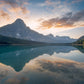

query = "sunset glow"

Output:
[[0, 0, 84, 38]]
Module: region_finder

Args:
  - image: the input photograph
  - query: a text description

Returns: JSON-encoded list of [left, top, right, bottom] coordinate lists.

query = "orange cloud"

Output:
[[7, 7, 29, 14], [5, 78, 20, 84], [4, 77, 29, 84], [0, 0, 29, 14], [41, 20, 53, 29], [0, 10, 10, 20], [80, 24, 84, 27], [0, 0, 29, 26], [40, 10, 84, 29]]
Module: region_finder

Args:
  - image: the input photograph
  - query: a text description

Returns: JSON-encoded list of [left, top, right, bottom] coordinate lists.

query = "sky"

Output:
[[0, 0, 84, 38]]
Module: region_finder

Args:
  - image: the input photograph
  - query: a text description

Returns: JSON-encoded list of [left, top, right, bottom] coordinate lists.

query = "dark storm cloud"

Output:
[[40, 10, 84, 28]]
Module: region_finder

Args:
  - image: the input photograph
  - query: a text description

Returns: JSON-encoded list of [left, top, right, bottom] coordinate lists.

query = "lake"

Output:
[[0, 45, 84, 84]]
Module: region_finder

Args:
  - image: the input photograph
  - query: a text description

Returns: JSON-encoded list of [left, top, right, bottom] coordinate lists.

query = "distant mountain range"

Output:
[[57, 27, 84, 39], [0, 19, 76, 44]]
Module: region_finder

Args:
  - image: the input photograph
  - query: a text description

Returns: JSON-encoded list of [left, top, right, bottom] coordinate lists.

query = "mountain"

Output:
[[0, 34, 47, 45], [0, 19, 76, 44], [73, 36, 84, 45], [79, 36, 84, 40], [57, 27, 84, 39]]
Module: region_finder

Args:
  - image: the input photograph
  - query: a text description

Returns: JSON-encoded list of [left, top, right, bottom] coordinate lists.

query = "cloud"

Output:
[[40, 10, 84, 29], [71, 0, 83, 4], [22, 56, 84, 84], [0, 0, 29, 24], [0, 0, 29, 26], [71, 10, 84, 22], [0, 0, 18, 7], [40, 0, 72, 14], [5, 77, 28, 84], [0, 10, 10, 20], [45, 0, 83, 5], [7, 6, 29, 14], [0, 0, 29, 14], [44, 0, 83, 12], [5, 78, 20, 84], [38, 0, 84, 19]]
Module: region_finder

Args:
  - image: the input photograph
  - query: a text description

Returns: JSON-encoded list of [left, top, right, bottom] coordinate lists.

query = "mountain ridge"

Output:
[[0, 18, 76, 44], [57, 27, 84, 39]]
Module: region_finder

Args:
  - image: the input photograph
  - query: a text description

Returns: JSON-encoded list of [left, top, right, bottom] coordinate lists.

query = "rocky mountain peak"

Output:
[[13, 18, 26, 27]]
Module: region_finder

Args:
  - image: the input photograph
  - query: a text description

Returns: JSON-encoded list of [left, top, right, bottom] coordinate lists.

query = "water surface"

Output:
[[0, 45, 84, 84]]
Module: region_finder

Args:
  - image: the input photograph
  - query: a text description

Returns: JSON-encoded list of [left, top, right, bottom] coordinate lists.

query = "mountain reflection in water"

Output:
[[0, 45, 84, 84]]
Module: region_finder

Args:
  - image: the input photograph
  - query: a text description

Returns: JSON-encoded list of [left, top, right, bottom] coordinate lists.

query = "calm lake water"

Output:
[[0, 45, 84, 84]]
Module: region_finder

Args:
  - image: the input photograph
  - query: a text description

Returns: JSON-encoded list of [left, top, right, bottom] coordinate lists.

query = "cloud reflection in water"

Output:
[[0, 46, 84, 84]]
